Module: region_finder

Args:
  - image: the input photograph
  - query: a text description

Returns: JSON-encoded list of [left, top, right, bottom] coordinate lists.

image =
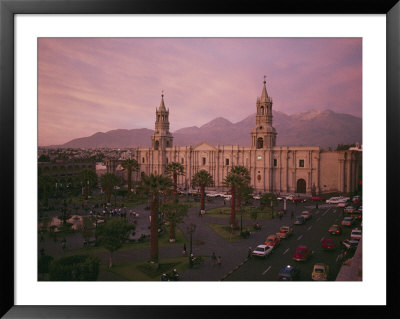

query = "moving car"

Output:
[[252, 245, 273, 258], [277, 265, 300, 281], [293, 245, 312, 261], [342, 239, 359, 250], [321, 237, 335, 250], [328, 224, 342, 235], [341, 216, 355, 227], [350, 210, 362, 220], [344, 205, 358, 213], [311, 263, 329, 281], [294, 216, 305, 225], [300, 211, 312, 220], [350, 228, 362, 240], [276, 225, 293, 239], [265, 234, 281, 248]]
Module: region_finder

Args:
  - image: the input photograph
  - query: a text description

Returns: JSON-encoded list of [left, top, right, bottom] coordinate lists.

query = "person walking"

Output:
[[248, 247, 252, 259], [183, 243, 187, 255], [217, 256, 222, 266]]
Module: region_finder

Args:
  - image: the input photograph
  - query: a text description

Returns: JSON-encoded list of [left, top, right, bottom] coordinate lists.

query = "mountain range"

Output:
[[57, 109, 362, 150]]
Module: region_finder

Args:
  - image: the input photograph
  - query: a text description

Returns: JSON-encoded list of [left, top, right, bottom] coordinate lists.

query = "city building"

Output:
[[110, 80, 361, 195]]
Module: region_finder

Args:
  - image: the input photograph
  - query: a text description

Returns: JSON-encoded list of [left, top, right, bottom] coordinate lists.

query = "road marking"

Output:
[[297, 235, 303, 240], [262, 266, 272, 275], [283, 248, 289, 255], [307, 225, 312, 231]]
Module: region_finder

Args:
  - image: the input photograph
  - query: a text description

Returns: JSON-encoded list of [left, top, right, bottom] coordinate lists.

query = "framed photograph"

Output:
[[1, 0, 398, 317]]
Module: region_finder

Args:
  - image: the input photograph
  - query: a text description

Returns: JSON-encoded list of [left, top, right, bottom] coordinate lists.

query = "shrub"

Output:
[[38, 254, 54, 274], [49, 255, 100, 281]]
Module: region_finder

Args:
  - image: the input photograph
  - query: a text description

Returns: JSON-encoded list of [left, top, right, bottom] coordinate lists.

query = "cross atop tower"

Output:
[[263, 75, 267, 83]]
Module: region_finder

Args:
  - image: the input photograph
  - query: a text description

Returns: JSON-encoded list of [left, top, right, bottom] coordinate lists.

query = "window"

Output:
[[299, 159, 304, 167], [181, 158, 184, 164], [142, 157, 145, 164], [202, 157, 206, 165], [166, 158, 169, 164], [257, 137, 263, 149], [274, 159, 277, 167], [225, 158, 229, 166]]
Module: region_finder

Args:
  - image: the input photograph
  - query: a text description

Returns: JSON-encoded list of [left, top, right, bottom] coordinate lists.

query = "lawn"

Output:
[[205, 206, 273, 220], [105, 256, 191, 281], [205, 222, 244, 242]]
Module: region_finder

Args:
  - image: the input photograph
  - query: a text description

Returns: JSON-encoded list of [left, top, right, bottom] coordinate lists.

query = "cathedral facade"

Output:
[[127, 80, 361, 195]]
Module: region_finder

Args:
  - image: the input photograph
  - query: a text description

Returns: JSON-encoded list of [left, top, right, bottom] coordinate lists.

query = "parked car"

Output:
[[293, 245, 313, 261], [341, 216, 355, 227], [344, 205, 358, 213], [252, 244, 273, 258], [294, 216, 305, 225], [350, 228, 362, 240], [293, 197, 307, 203], [309, 196, 324, 201], [252, 194, 261, 200], [326, 197, 341, 204], [277, 265, 300, 281], [265, 234, 281, 248], [276, 225, 293, 239], [342, 239, 359, 250], [311, 263, 329, 281], [328, 224, 342, 235], [300, 211, 312, 220], [350, 210, 362, 220], [321, 237, 336, 250]]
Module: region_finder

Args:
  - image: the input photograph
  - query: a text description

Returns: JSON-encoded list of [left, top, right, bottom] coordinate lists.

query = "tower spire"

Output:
[[260, 76, 268, 102], [159, 90, 166, 111]]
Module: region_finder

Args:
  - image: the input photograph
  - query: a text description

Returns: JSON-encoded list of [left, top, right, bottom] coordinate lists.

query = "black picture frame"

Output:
[[1, 0, 399, 317]]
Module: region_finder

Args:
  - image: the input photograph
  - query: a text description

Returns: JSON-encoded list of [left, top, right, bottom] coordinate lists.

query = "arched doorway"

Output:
[[296, 179, 306, 193]]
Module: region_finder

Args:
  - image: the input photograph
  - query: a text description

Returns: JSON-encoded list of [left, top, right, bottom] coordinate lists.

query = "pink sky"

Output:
[[38, 38, 362, 146]]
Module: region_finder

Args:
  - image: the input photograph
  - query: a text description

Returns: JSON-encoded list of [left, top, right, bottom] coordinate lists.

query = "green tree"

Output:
[[230, 166, 251, 209], [48, 255, 100, 280], [100, 173, 119, 203], [38, 154, 51, 162], [76, 169, 98, 199], [140, 173, 172, 263], [161, 202, 189, 242], [96, 218, 134, 268], [121, 158, 139, 194], [191, 169, 214, 212], [164, 162, 185, 200], [38, 174, 55, 208], [260, 192, 278, 217]]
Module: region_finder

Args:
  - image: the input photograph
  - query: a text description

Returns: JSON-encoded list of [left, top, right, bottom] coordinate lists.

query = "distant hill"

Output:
[[57, 109, 362, 150]]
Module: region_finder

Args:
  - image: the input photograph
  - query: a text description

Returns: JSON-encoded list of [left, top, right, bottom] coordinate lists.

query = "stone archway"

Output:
[[257, 137, 263, 149], [296, 179, 306, 193]]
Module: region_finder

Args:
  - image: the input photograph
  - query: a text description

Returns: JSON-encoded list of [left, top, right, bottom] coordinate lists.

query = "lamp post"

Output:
[[187, 223, 196, 268]]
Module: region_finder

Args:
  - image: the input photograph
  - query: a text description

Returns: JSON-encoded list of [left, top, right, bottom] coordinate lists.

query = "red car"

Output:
[[292, 245, 312, 261], [321, 237, 336, 250], [309, 196, 324, 201], [293, 197, 307, 203], [328, 224, 342, 235]]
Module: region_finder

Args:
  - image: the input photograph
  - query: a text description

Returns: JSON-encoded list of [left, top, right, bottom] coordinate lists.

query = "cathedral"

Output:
[[121, 80, 361, 195]]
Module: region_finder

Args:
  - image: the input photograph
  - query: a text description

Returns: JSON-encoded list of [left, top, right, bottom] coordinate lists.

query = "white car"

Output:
[[252, 245, 273, 258], [350, 228, 362, 240], [253, 195, 261, 200], [326, 197, 340, 204]]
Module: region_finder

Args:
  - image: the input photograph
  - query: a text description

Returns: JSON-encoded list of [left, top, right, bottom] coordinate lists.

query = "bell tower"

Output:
[[251, 77, 277, 148], [151, 92, 173, 150]]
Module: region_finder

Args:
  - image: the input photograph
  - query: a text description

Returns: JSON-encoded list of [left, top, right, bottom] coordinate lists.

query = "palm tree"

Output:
[[230, 166, 251, 209], [161, 202, 188, 242], [223, 166, 251, 227], [164, 162, 185, 201], [121, 158, 139, 193], [140, 173, 172, 263], [191, 169, 214, 212], [76, 169, 98, 199], [100, 173, 119, 203]]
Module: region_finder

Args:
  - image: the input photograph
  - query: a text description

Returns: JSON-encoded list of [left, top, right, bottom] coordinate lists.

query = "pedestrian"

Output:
[[211, 252, 217, 265], [223, 199, 226, 206], [291, 210, 294, 220], [248, 247, 252, 259], [217, 256, 222, 266], [183, 243, 187, 255]]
